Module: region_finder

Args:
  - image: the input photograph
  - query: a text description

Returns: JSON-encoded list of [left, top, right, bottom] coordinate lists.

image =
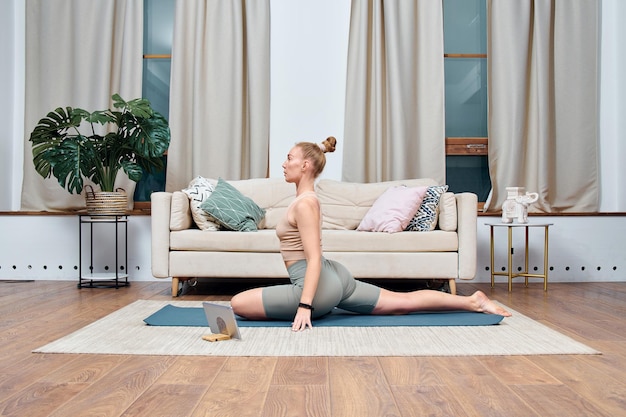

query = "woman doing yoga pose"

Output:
[[230, 137, 511, 331]]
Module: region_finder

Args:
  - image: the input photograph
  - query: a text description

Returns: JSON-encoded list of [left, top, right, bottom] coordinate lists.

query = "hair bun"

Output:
[[320, 136, 337, 153]]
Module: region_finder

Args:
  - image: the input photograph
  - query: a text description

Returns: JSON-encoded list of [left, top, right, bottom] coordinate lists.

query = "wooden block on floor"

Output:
[[202, 333, 231, 342]]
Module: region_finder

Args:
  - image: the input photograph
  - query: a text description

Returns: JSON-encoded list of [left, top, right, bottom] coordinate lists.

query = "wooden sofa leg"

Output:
[[448, 279, 457, 295], [171, 277, 180, 297]]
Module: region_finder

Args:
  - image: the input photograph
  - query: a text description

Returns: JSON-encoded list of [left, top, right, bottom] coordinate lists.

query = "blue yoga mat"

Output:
[[143, 304, 503, 327]]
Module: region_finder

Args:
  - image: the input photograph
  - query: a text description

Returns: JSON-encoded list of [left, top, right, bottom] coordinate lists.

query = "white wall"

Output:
[[268, 0, 350, 181], [0, 215, 152, 282], [2, 215, 624, 285], [1, 0, 625, 284], [477, 216, 626, 285], [599, 0, 626, 210]]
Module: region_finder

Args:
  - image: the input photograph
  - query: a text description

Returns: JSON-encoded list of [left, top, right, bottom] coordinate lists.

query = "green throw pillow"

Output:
[[200, 178, 265, 231]]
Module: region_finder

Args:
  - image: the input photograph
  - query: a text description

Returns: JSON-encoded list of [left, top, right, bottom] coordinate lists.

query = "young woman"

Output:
[[230, 137, 511, 331]]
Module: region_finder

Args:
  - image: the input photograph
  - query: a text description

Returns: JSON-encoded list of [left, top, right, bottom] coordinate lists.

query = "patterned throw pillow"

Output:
[[182, 176, 220, 230], [200, 178, 266, 231], [405, 185, 449, 232]]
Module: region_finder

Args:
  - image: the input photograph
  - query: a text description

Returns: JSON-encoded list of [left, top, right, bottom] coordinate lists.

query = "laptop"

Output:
[[202, 302, 242, 340]]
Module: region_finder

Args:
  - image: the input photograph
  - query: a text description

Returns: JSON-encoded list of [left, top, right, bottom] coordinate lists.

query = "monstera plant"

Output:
[[29, 94, 170, 198]]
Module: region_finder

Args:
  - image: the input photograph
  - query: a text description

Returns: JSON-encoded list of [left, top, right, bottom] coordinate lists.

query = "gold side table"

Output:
[[486, 222, 553, 291]]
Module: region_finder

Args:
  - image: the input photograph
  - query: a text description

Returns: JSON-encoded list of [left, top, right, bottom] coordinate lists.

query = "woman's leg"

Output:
[[230, 287, 267, 319], [231, 260, 307, 320], [231, 259, 343, 321], [372, 289, 511, 316]]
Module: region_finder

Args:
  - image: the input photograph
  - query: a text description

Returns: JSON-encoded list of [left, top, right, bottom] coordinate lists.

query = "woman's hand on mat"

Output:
[[292, 308, 312, 331]]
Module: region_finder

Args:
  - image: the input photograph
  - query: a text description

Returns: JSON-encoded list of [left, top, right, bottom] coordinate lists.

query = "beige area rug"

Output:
[[33, 300, 600, 357]]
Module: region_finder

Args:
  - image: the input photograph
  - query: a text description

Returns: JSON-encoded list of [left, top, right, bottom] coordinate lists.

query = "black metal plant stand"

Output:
[[78, 214, 130, 289]]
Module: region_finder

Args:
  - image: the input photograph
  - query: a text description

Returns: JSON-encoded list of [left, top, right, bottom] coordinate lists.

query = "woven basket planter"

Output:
[[85, 185, 127, 215]]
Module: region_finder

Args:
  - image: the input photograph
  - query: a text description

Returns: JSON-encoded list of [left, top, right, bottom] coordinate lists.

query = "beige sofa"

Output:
[[151, 178, 477, 296]]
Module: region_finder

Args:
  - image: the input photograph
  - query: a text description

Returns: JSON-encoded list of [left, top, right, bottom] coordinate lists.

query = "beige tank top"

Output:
[[276, 191, 321, 262]]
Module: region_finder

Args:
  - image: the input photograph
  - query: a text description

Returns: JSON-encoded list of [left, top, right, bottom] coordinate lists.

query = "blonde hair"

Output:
[[296, 136, 337, 178]]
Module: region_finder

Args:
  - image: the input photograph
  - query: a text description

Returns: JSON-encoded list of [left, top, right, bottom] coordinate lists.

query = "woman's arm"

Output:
[[291, 196, 322, 331]]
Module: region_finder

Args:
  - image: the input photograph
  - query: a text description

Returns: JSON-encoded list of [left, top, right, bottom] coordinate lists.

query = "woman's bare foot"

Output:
[[471, 291, 512, 317]]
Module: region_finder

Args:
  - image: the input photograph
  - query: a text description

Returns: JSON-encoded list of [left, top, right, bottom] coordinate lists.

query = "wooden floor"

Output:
[[0, 280, 624, 417]]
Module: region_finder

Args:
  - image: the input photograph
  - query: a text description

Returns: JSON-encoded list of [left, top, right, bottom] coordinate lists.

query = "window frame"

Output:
[[442, 0, 490, 205], [139, 3, 491, 208]]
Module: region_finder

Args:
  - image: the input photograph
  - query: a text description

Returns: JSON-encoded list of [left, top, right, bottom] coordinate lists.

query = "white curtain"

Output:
[[486, 0, 600, 212], [166, 0, 270, 191], [21, 0, 143, 211], [342, 0, 445, 184]]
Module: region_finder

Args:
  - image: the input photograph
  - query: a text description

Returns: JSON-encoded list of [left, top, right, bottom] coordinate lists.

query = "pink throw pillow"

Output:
[[357, 186, 428, 233]]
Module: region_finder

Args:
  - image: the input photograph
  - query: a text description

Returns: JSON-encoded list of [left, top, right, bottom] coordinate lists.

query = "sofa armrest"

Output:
[[456, 192, 478, 280], [151, 192, 172, 278]]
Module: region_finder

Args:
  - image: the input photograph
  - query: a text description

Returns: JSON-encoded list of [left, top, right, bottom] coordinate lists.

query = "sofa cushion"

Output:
[[357, 185, 428, 233], [438, 192, 457, 231], [170, 229, 279, 251], [169, 229, 458, 252], [170, 191, 193, 231], [200, 178, 266, 231], [323, 230, 458, 252], [406, 185, 449, 232], [182, 176, 220, 231], [316, 178, 437, 230], [227, 178, 295, 229]]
